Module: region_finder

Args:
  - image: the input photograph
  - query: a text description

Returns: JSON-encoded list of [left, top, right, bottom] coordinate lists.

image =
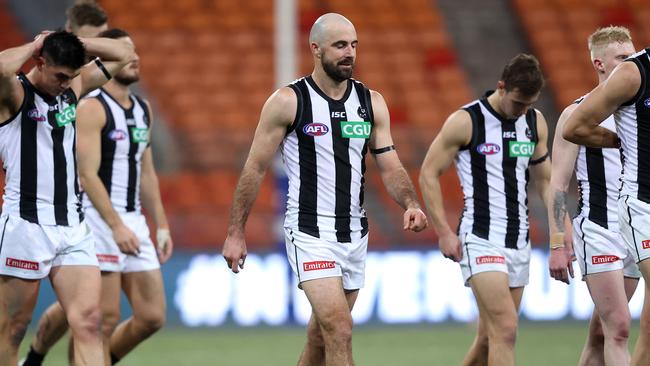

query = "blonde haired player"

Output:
[[548, 26, 644, 366]]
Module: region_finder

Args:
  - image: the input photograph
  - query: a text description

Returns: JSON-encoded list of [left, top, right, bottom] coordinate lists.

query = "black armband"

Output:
[[370, 145, 396, 154], [530, 152, 549, 165], [94, 57, 112, 80]]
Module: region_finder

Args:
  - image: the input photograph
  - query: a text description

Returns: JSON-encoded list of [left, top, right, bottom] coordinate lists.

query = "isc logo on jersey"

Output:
[[303, 123, 329, 136], [509, 141, 535, 157], [341, 121, 371, 138], [55, 104, 76, 127], [477, 143, 500, 155], [131, 128, 149, 143]]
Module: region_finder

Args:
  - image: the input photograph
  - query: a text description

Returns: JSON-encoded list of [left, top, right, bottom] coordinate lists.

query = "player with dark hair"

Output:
[[0, 30, 134, 366], [420, 54, 551, 365]]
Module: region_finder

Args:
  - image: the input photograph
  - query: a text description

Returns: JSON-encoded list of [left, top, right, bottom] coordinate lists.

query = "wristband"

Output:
[[550, 232, 565, 250]]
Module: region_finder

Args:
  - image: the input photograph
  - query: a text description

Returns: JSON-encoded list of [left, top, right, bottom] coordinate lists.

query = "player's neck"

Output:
[[311, 70, 348, 100], [102, 81, 131, 108], [26, 69, 54, 98], [486, 91, 507, 119]]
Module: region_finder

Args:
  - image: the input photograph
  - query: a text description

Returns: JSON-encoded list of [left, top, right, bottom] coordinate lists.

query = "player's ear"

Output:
[[34, 56, 46, 69], [310, 42, 321, 58], [496, 80, 506, 93], [593, 59, 605, 74]]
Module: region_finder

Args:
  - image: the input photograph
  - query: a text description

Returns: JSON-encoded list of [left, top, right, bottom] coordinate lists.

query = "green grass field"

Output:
[[21, 322, 641, 365]]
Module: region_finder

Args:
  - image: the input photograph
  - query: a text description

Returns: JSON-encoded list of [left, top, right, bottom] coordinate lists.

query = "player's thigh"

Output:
[[469, 271, 517, 325], [49, 265, 101, 316], [0, 275, 40, 323], [121, 269, 166, 317], [344, 289, 359, 311], [302, 277, 350, 323], [100, 272, 122, 323], [586, 270, 629, 316]]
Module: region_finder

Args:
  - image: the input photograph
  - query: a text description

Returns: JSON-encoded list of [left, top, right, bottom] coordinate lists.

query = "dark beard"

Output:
[[114, 74, 139, 86], [322, 59, 353, 82]]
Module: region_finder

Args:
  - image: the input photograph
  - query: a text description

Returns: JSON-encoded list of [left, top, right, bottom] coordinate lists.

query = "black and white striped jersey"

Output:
[[82, 89, 150, 213], [574, 96, 621, 229], [455, 92, 539, 249], [0, 73, 82, 226], [616, 48, 650, 204], [282, 76, 374, 243]]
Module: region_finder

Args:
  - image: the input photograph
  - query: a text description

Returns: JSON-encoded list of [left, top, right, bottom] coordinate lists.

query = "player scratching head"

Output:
[[33, 31, 86, 97], [309, 13, 357, 83], [494, 53, 544, 119], [98, 28, 140, 86], [588, 26, 635, 81]]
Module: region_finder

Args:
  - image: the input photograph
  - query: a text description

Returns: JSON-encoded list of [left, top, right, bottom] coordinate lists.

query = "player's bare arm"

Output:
[[419, 109, 472, 261], [547, 105, 579, 284], [76, 98, 140, 256], [0, 32, 50, 121], [222, 87, 296, 273], [139, 101, 173, 263], [369, 90, 427, 232], [563, 61, 641, 147], [71, 36, 136, 98]]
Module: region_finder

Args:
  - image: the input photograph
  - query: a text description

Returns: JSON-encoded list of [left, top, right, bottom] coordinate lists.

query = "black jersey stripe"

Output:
[[50, 113, 69, 226], [635, 51, 650, 203], [329, 100, 353, 243], [294, 79, 320, 238], [464, 103, 490, 240], [353, 81, 371, 237], [97, 95, 116, 199], [19, 89, 38, 223], [125, 108, 138, 212], [585, 147, 608, 227], [501, 121, 519, 249]]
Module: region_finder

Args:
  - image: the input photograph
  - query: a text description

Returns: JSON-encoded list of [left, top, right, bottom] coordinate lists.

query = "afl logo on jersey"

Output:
[[303, 123, 329, 136], [477, 143, 501, 155], [108, 129, 128, 141], [27, 109, 46, 122]]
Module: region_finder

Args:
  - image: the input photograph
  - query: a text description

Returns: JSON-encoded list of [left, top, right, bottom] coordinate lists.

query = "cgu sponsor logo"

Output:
[[131, 128, 149, 143], [592, 255, 619, 265], [303, 260, 336, 271], [6, 257, 39, 271], [476, 143, 500, 155], [341, 121, 371, 138], [303, 123, 329, 137], [55, 104, 76, 127], [642, 240, 650, 249], [509, 141, 535, 157], [476, 256, 505, 265], [108, 129, 128, 141], [27, 108, 46, 122]]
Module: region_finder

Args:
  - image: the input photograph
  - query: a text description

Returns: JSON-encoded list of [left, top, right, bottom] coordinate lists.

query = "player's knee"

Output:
[[6, 315, 31, 348], [318, 310, 352, 343], [490, 317, 518, 346], [606, 312, 631, 343], [101, 309, 120, 339], [306, 324, 325, 348], [68, 305, 102, 340], [136, 310, 166, 335]]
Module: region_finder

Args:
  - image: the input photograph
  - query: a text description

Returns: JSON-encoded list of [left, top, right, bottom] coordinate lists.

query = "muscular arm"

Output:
[[369, 91, 419, 211], [530, 110, 553, 212], [548, 105, 579, 238], [563, 61, 640, 147], [71, 37, 136, 98], [419, 110, 471, 238], [139, 103, 168, 230], [222, 87, 296, 272]]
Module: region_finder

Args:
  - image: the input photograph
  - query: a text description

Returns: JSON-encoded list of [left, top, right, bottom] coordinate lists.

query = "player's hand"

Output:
[[113, 223, 140, 256], [439, 231, 462, 262], [156, 228, 173, 264], [549, 246, 575, 284], [223, 232, 247, 273], [403, 207, 428, 232], [32, 30, 52, 56]]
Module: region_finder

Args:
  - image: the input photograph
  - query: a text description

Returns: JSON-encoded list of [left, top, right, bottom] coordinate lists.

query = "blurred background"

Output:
[[2, 0, 650, 364]]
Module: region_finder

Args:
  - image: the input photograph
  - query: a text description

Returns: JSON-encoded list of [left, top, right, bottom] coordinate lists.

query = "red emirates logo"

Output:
[[642, 240, 650, 249], [96, 254, 119, 263], [476, 256, 505, 265], [6, 258, 39, 271], [303, 261, 336, 272], [592, 255, 620, 265]]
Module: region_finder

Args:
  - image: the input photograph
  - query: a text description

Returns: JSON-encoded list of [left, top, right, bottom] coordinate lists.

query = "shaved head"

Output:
[[309, 13, 355, 45]]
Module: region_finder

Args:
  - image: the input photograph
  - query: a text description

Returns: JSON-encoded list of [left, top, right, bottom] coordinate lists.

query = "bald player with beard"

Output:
[[222, 13, 427, 365]]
